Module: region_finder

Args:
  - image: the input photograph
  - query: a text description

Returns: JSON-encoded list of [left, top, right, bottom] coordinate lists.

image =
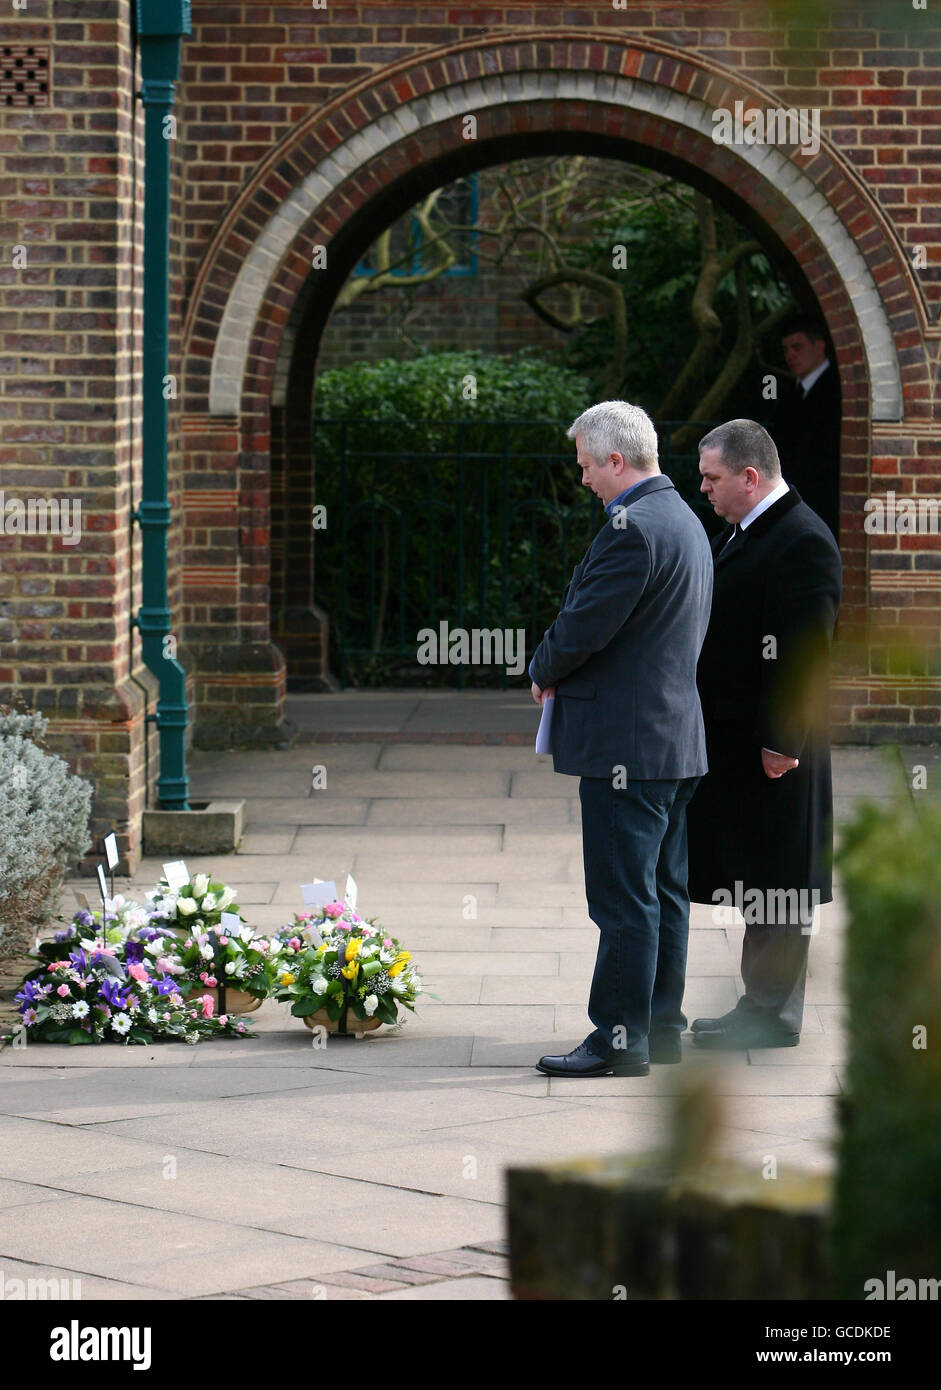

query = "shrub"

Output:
[[832, 789, 941, 1296], [0, 705, 93, 959]]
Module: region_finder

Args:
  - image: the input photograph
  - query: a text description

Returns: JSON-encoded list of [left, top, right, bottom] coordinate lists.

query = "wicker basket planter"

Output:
[[187, 985, 263, 1015], [303, 1006, 382, 1038]]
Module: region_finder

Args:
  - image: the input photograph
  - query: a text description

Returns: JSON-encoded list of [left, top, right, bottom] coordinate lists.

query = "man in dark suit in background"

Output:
[[687, 419, 842, 1050], [767, 314, 841, 541], [529, 401, 713, 1077]]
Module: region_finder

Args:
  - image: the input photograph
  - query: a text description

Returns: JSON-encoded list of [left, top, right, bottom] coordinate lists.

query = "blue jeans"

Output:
[[579, 775, 700, 1063]]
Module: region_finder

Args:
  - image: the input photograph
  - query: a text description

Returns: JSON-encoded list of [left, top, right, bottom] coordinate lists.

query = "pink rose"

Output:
[[219, 1014, 228, 1025], [237, 1022, 245, 1031], [56, 984, 70, 997], [218, 936, 229, 947], [323, 902, 345, 918], [128, 963, 149, 982], [382, 938, 393, 948], [288, 937, 301, 950], [162, 1011, 170, 1021], [201, 995, 214, 1019]]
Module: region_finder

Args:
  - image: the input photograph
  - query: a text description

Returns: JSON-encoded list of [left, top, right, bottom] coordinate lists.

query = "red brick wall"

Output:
[[1, 1, 939, 867], [0, 0, 159, 868]]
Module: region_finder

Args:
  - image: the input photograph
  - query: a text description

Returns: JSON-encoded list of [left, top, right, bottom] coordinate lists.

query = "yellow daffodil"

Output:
[[388, 951, 411, 978], [280, 972, 295, 986], [344, 939, 362, 962], [341, 961, 359, 981]]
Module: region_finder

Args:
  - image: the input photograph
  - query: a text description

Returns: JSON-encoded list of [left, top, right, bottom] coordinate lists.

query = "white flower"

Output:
[[410, 974, 422, 992], [363, 994, 379, 1016], [191, 874, 210, 897], [238, 925, 254, 943], [310, 975, 328, 995], [359, 945, 379, 959], [199, 944, 214, 961], [225, 962, 235, 975], [144, 939, 163, 956], [389, 978, 408, 996], [216, 886, 236, 910], [147, 1007, 159, 1023], [176, 897, 198, 917], [201, 892, 217, 911], [71, 1000, 90, 1018], [379, 951, 395, 966], [111, 1013, 132, 1035], [123, 907, 149, 932]]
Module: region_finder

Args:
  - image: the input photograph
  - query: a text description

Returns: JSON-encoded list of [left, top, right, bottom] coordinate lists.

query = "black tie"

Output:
[[720, 524, 739, 553]]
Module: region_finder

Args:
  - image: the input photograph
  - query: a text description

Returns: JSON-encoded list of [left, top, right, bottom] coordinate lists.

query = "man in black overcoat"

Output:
[[686, 419, 842, 1049], [767, 315, 841, 542]]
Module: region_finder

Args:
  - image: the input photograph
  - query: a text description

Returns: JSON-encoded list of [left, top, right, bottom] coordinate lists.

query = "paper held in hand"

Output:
[[535, 695, 554, 755]]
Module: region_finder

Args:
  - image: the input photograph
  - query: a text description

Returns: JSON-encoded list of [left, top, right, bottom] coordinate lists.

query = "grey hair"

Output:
[[566, 400, 659, 472], [698, 418, 782, 482]]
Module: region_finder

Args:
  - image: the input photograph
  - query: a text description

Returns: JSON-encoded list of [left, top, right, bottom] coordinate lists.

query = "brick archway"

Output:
[[181, 31, 932, 742]]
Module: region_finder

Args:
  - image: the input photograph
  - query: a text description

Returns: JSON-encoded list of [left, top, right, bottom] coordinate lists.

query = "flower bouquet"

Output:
[[146, 872, 240, 936], [13, 941, 254, 1045], [274, 902, 423, 1036], [173, 921, 282, 1014]]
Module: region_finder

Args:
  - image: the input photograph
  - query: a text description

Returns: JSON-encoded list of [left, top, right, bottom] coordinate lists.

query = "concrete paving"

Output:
[[0, 694, 934, 1299]]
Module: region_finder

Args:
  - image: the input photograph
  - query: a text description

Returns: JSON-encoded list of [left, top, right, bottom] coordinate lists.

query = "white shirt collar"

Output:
[[740, 479, 789, 530], [799, 358, 830, 394]]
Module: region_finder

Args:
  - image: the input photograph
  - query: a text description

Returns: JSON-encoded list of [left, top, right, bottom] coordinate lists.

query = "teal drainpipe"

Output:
[[131, 0, 192, 809]]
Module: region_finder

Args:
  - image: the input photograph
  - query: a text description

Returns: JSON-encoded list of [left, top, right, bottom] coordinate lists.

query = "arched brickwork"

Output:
[[180, 32, 937, 741]]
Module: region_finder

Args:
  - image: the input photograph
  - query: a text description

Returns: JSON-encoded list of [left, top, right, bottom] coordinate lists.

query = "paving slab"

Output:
[[1, 724, 894, 1298], [0, 1194, 370, 1297]]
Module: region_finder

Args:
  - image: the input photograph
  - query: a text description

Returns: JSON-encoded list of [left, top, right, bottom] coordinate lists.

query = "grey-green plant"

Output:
[[0, 706, 93, 958]]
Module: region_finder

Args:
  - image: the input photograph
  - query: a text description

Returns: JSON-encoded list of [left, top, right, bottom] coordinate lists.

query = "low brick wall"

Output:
[[507, 1154, 831, 1301]]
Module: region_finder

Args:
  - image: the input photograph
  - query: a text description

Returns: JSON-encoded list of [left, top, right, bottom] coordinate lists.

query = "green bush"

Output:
[[312, 352, 596, 687], [0, 705, 93, 959], [313, 349, 591, 431], [832, 788, 941, 1297]]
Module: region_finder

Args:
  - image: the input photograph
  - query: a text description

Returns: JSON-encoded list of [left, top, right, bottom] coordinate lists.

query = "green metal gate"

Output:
[[311, 418, 717, 688]]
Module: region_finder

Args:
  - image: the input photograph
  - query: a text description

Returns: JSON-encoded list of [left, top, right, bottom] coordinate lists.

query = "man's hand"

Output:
[[531, 682, 555, 705], [761, 747, 799, 779]]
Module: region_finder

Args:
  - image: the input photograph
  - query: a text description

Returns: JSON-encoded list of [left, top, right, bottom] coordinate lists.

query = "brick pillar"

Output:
[[0, 0, 156, 872]]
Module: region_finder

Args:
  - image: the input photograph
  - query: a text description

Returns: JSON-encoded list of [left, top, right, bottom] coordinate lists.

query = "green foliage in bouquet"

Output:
[[275, 903, 423, 1028], [174, 922, 283, 1000], [832, 791, 941, 1297]]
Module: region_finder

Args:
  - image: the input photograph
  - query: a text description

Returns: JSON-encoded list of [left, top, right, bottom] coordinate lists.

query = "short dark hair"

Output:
[[780, 313, 828, 345], [698, 419, 782, 481]]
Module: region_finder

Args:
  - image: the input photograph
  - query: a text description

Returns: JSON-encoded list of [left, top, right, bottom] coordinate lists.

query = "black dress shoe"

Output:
[[536, 1040, 649, 1078], [690, 1008, 742, 1033], [692, 1016, 799, 1051], [649, 1035, 682, 1064]]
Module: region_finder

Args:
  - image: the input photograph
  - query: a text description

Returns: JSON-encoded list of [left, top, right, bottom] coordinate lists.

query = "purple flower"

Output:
[[75, 911, 94, 928], [124, 940, 145, 964], [155, 975, 179, 996], [68, 948, 89, 974], [56, 923, 80, 941], [15, 979, 43, 1006], [98, 978, 129, 1009]]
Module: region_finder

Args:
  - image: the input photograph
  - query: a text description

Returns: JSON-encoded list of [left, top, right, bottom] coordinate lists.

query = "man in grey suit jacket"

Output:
[[530, 401, 713, 1076]]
